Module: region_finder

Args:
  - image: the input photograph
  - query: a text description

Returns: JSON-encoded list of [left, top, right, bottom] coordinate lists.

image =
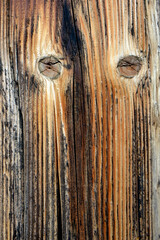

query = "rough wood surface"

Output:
[[150, 1, 160, 239], [0, 0, 159, 239]]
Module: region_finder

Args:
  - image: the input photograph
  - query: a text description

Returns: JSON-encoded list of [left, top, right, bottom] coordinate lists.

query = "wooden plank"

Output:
[[0, 0, 159, 239], [71, 0, 153, 239], [0, 0, 79, 239], [148, 0, 160, 239]]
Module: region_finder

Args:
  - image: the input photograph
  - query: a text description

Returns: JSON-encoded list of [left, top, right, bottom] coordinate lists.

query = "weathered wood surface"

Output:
[[151, 1, 160, 239], [0, 0, 159, 239]]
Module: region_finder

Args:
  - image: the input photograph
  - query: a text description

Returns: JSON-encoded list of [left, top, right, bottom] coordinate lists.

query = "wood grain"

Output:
[[0, 0, 159, 239]]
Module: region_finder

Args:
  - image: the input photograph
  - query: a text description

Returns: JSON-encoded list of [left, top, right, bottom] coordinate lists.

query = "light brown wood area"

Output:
[[0, 0, 159, 239]]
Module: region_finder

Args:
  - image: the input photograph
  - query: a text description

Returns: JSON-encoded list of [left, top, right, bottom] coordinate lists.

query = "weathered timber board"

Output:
[[0, 0, 159, 239]]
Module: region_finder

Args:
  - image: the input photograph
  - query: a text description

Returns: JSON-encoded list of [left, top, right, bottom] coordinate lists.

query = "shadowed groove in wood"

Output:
[[0, 0, 159, 239]]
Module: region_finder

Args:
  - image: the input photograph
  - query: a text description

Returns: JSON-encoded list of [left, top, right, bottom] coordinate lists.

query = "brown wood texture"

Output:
[[0, 0, 159, 239]]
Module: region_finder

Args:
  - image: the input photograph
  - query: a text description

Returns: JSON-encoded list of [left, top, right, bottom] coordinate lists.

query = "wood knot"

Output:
[[38, 56, 62, 80], [117, 55, 142, 78]]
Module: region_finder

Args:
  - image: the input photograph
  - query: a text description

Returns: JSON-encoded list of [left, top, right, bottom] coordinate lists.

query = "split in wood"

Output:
[[117, 55, 142, 78], [38, 56, 62, 79]]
